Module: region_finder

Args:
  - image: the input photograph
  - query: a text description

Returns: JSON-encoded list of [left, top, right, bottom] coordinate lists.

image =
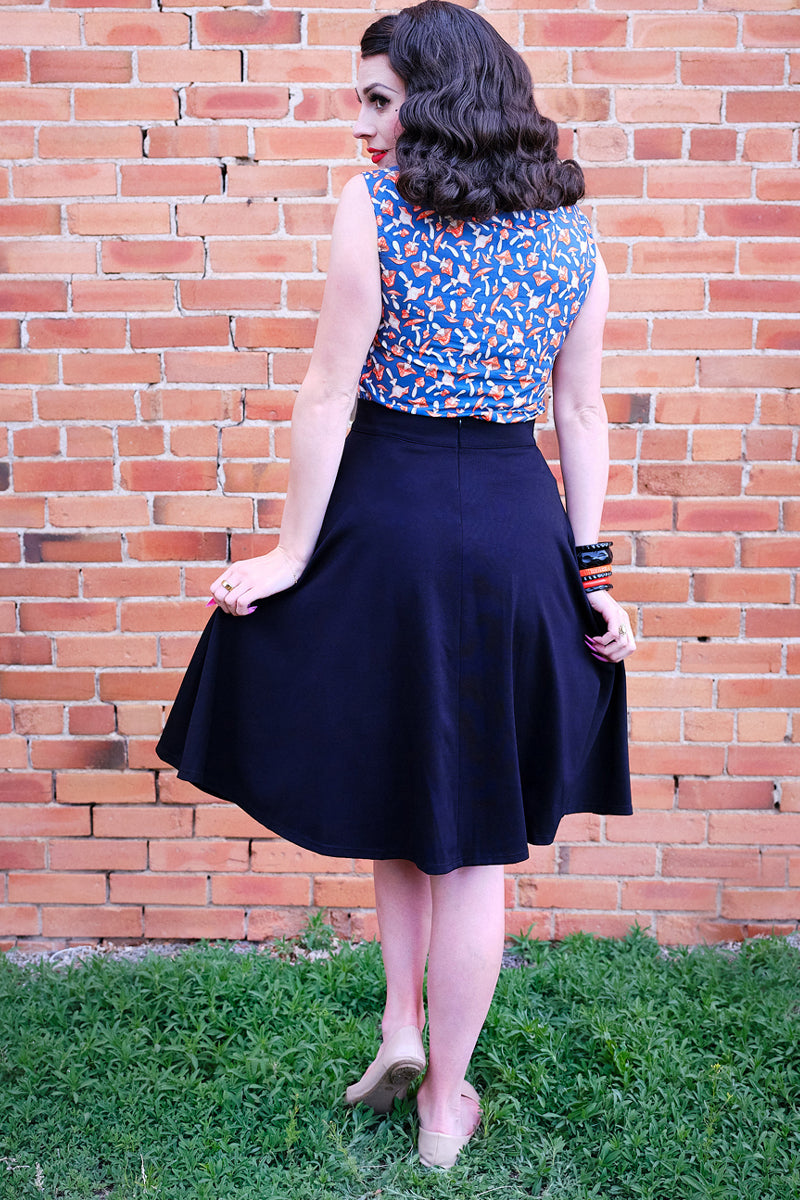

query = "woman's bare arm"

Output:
[[209, 174, 382, 616], [552, 254, 636, 661]]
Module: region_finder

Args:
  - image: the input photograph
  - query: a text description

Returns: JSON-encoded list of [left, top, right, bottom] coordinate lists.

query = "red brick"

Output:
[[607, 812, 706, 844], [0, 282, 66, 315], [212, 875, 310, 906], [0, 240, 95, 276], [664, 847, 766, 883], [194, 806, 268, 838], [49, 839, 147, 872], [10, 872, 106, 905], [20, 601, 116, 633], [130, 316, 230, 349], [0, 636, 51, 667], [656, 392, 756, 426], [572, 49, 674, 84], [251, 841, 352, 874], [681, 643, 781, 675], [553, 913, 637, 940], [120, 601, 207, 633], [681, 51, 784, 87], [144, 907, 244, 940], [615, 88, 721, 124], [58, 636, 155, 668], [42, 906, 142, 938], [524, 13, 626, 47], [30, 50, 131, 83], [744, 129, 793, 163], [0, 805, 90, 837], [633, 14, 736, 47], [562, 845, 657, 876], [756, 321, 800, 352], [0, 206, 61, 237], [639, 464, 741, 497], [622, 880, 718, 912], [738, 711, 789, 743], [518, 877, 618, 910], [0, 841, 46, 870], [207, 239, 313, 274], [68, 705, 117, 735], [0, 49, 26, 81], [705, 205, 796, 239], [0, 774, 52, 804], [694, 572, 790, 604], [226, 165, 327, 198], [101, 240, 203, 276], [164, 351, 269, 386], [39, 126, 143, 160], [0, 907, 39, 936], [0, 86, 70, 121], [721, 891, 799, 921], [179, 280, 281, 312], [633, 128, 682, 160], [56, 772, 155, 805], [14, 164, 116, 199], [85, 12, 189, 45], [93, 805, 191, 839], [152, 496, 252, 529], [121, 164, 222, 198], [742, 537, 800, 568], [235, 318, 316, 351], [0, 670, 94, 701], [313, 875, 376, 908], [185, 87, 289, 121], [150, 840, 249, 873], [146, 126, 248, 160], [127, 531, 227, 561], [1, 13, 80, 47], [196, 10, 300, 45], [67, 203, 169, 236], [675, 500, 778, 533], [27, 319, 126, 351], [139, 48, 241, 83], [111, 873, 207, 905], [75, 88, 178, 122], [49, 496, 147, 528], [72, 282, 173, 315], [254, 126, 354, 162]]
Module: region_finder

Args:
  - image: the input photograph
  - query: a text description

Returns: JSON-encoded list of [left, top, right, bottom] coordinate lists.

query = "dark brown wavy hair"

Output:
[[360, 1, 585, 221]]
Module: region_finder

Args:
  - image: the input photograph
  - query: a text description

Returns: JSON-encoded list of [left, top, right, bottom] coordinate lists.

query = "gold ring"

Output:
[[618, 624, 627, 638], [222, 581, 234, 592]]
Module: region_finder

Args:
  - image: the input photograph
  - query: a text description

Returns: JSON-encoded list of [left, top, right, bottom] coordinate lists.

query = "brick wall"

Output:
[[1, 1, 798, 951]]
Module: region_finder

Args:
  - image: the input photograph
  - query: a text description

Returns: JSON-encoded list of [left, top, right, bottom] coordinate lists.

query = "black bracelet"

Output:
[[576, 541, 613, 593]]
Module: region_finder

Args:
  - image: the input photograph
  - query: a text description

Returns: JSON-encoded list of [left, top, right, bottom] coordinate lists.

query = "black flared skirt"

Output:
[[157, 400, 632, 874]]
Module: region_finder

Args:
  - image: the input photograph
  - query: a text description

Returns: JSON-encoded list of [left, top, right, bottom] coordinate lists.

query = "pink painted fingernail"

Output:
[[206, 598, 216, 608], [245, 606, 256, 614]]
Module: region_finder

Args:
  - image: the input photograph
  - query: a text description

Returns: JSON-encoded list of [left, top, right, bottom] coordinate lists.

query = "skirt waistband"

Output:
[[352, 399, 536, 448]]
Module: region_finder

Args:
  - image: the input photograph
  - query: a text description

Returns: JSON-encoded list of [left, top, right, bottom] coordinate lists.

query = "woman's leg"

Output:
[[373, 858, 432, 1037], [416, 864, 506, 1137]]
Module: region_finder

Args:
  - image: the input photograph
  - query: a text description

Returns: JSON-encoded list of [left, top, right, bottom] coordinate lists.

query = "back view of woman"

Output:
[[158, 0, 635, 1170]]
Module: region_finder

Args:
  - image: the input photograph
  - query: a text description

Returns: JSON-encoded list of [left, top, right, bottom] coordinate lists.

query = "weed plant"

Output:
[[1, 926, 799, 1199]]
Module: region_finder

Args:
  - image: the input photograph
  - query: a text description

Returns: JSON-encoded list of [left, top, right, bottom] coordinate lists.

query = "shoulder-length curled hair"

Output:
[[360, 1, 585, 221]]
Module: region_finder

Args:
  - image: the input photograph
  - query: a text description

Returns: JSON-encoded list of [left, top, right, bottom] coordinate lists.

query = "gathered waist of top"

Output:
[[351, 399, 536, 448]]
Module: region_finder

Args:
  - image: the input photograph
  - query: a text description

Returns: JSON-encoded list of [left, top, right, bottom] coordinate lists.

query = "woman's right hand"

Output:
[[208, 545, 304, 617], [583, 587, 636, 664]]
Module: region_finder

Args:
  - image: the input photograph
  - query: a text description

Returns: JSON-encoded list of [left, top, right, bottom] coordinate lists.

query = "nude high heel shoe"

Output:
[[344, 1025, 426, 1114], [418, 1080, 481, 1169]]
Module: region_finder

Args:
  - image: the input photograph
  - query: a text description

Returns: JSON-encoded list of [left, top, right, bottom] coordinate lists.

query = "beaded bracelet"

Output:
[[576, 540, 613, 593]]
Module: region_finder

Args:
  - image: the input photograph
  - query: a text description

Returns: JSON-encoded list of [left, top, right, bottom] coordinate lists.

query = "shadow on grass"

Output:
[[1, 927, 799, 1199]]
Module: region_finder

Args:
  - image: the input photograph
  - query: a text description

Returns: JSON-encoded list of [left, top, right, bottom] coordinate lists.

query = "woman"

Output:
[[157, 0, 635, 1170]]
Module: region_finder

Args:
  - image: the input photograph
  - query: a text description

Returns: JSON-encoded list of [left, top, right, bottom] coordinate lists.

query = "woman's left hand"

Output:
[[209, 546, 303, 617], [584, 588, 636, 663]]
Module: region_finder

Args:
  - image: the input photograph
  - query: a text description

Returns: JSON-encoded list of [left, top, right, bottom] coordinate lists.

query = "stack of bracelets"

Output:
[[576, 541, 613, 593]]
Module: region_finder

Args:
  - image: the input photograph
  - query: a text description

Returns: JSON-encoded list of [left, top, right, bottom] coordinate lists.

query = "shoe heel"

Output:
[[418, 1128, 464, 1169]]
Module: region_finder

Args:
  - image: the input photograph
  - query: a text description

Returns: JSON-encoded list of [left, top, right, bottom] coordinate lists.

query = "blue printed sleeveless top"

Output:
[[358, 169, 596, 423]]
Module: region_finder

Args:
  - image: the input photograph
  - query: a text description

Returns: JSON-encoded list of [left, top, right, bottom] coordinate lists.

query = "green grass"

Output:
[[1, 926, 799, 1199]]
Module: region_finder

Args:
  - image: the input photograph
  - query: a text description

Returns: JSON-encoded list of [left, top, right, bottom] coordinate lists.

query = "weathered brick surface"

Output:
[[1, 2, 798, 949]]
